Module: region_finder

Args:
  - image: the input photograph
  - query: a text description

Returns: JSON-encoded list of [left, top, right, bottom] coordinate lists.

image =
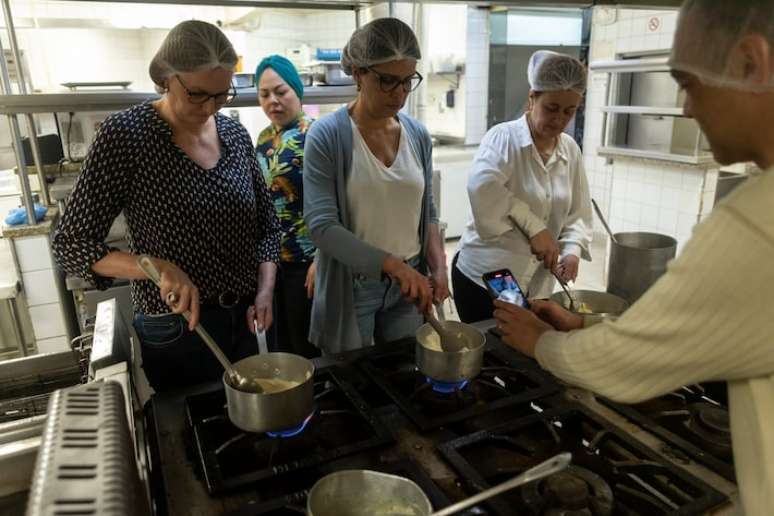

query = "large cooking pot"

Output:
[[549, 290, 629, 318], [607, 232, 677, 304], [415, 321, 485, 383], [225, 352, 315, 433]]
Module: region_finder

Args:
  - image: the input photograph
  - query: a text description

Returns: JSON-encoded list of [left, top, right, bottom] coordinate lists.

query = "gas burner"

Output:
[[266, 410, 316, 438], [424, 376, 468, 394], [686, 402, 732, 460], [522, 466, 614, 516]]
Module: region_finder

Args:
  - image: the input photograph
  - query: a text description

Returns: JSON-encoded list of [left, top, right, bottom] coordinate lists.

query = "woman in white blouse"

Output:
[[452, 51, 592, 323]]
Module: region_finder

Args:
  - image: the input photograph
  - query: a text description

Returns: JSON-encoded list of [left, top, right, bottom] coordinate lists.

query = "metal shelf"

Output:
[[601, 105, 685, 117], [597, 146, 716, 167], [0, 85, 356, 114], [589, 56, 670, 73]]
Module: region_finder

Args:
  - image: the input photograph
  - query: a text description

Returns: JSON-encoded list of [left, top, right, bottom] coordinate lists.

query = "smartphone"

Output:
[[482, 269, 530, 309]]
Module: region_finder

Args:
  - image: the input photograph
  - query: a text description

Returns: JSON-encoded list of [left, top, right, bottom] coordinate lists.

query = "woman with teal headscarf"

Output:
[[255, 54, 318, 358]]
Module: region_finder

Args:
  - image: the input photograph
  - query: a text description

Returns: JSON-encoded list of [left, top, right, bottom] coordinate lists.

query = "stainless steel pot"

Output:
[[224, 352, 315, 433], [306, 453, 571, 516], [607, 232, 677, 304], [415, 322, 485, 383], [548, 289, 629, 318]]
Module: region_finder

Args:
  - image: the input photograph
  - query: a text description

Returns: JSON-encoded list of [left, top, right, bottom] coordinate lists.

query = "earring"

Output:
[[356, 83, 362, 91]]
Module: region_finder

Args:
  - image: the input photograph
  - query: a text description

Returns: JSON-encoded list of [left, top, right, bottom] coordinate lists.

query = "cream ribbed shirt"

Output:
[[536, 168, 774, 515]]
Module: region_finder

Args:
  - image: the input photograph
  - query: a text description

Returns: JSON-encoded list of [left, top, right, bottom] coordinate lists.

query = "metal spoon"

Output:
[[431, 452, 572, 516], [508, 215, 577, 311], [425, 308, 466, 352], [591, 198, 618, 244], [136, 255, 256, 392]]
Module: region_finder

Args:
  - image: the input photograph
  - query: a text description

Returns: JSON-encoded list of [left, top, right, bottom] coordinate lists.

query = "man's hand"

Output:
[[493, 299, 553, 358]]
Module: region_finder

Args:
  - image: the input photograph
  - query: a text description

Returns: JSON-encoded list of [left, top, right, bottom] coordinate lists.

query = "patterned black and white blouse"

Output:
[[53, 102, 281, 315]]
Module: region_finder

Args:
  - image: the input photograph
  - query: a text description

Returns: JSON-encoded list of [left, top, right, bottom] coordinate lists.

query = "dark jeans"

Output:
[[275, 261, 320, 359], [133, 301, 260, 393], [451, 252, 495, 323]]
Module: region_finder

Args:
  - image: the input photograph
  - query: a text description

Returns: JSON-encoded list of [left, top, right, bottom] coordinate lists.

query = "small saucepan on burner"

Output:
[[415, 321, 485, 384], [225, 352, 315, 433], [306, 452, 571, 516], [137, 255, 315, 434]]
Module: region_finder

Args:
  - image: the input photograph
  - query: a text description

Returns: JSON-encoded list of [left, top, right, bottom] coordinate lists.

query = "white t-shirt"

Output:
[[346, 118, 424, 260], [456, 115, 592, 298]]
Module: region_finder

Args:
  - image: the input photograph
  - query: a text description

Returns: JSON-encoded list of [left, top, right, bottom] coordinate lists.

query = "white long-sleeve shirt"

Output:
[[456, 115, 592, 298], [536, 168, 774, 515]]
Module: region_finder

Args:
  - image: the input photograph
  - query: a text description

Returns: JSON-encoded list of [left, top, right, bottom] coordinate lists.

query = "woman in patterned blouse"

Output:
[[52, 21, 281, 392], [254, 55, 319, 358]]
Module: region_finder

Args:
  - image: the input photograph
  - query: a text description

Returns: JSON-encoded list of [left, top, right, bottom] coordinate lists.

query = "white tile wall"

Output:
[[28, 303, 67, 341], [21, 268, 59, 307], [464, 6, 489, 145], [36, 335, 69, 354], [13, 235, 53, 273]]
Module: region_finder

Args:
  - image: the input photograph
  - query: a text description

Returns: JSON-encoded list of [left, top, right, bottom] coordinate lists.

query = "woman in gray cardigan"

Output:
[[303, 18, 449, 353]]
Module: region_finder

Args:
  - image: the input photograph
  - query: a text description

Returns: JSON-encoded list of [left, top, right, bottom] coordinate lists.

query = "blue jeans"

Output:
[[353, 259, 424, 348]]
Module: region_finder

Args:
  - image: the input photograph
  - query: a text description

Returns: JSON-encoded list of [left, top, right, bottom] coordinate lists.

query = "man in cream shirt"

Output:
[[494, 1, 774, 514]]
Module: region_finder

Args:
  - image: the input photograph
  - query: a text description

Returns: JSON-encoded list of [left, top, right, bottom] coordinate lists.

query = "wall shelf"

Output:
[[597, 146, 716, 167]]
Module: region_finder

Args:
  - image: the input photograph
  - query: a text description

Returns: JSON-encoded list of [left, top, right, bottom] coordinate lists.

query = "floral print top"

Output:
[[256, 113, 316, 263]]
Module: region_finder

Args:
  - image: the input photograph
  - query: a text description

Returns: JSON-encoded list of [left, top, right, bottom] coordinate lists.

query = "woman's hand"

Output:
[[530, 299, 583, 332], [558, 255, 580, 283], [383, 255, 433, 314], [247, 289, 274, 333], [529, 229, 560, 272], [430, 266, 450, 304], [305, 261, 316, 299], [493, 299, 553, 358], [156, 259, 200, 330]]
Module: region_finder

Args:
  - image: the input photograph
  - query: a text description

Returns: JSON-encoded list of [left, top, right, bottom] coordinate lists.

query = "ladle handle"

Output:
[[425, 308, 464, 352], [431, 452, 572, 516], [137, 255, 240, 383], [591, 199, 618, 244]]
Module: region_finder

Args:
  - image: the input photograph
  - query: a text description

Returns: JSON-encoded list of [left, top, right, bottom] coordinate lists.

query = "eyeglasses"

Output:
[[175, 75, 237, 105], [366, 67, 423, 93]]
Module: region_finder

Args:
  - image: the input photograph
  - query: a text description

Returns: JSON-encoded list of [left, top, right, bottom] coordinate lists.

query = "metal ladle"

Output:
[[136, 255, 256, 392], [591, 198, 619, 245], [508, 216, 577, 311], [425, 308, 466, 352]]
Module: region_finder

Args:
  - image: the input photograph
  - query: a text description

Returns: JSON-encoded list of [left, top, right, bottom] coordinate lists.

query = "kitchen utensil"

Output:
[[415, 321, 485, 383], [549, 289, 629, 318], [607, 232, 677, 304], [425, 309, 465, 352], [306, 452, 572, 516], [591, 198, 618, 244], [254, 320, 268, 354], [225, 352, 315, 433], [508, 215, 577, 310], [136, 255, 252, 391]]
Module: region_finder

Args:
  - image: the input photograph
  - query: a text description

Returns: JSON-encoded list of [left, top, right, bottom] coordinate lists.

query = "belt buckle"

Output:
[[218, 291, 238, 309]]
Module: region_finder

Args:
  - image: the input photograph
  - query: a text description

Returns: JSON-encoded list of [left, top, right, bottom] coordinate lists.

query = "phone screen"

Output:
[[482, 269, 529, 309]]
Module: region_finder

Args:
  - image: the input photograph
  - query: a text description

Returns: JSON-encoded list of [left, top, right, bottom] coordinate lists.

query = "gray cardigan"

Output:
[[303, 106, 438, 353]]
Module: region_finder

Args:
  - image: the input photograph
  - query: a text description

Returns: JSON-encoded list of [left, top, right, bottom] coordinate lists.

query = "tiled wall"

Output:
[[12, 235, 70, 354], [464, 7, 489, 145], [582, 7, 717, 255]]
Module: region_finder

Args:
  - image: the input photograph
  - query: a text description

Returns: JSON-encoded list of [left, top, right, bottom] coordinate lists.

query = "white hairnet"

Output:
[[341, 17, 421, 75], [149, 20, 238, 93], [669, 0, 774, 92], [527, 50, 587, 95]]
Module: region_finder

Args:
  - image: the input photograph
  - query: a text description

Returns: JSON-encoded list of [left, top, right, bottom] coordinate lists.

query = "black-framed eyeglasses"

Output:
[[366, 67, 423, 93], [176, 75, 237, 105]]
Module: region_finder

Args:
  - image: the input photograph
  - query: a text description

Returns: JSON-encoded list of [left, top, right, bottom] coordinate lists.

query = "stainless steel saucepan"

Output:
[[137, 255, 315, 433], [306, 452, 572, 516], [415, 321, 485, 384]]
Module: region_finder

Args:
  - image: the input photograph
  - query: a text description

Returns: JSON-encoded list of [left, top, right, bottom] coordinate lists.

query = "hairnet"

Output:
[[669, 0, 774, 92], [149, 20, 238, 93], [256, 54, 304, 100], [341, 17, 421, 75], [527, 50, 587, 95]]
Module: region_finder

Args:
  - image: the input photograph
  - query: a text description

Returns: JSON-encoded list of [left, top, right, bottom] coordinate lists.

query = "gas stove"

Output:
[[143, 325, 738, 515], [599, 382, 735, 482]]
